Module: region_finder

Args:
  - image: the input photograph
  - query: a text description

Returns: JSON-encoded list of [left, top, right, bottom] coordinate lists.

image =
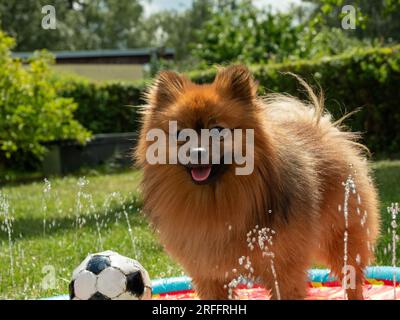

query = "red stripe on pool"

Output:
[[153, 281, 400, 300]]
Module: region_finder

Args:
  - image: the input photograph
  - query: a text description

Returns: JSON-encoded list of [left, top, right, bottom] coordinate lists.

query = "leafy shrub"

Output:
[[0, 31, 91, 170]]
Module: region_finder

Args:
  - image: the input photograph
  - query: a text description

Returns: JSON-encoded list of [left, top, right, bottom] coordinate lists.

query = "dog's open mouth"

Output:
[[191, 166, 212, 182], [185, 164, 227, 185]]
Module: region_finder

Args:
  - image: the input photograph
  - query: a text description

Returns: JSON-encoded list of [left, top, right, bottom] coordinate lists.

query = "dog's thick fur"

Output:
[[136, 65, 380, 300]]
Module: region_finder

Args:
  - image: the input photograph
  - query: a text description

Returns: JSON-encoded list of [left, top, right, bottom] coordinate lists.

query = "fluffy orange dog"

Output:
[[136, 65, 380, 300]]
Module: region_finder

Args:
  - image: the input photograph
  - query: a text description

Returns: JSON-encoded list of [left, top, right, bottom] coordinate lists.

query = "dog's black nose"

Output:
[[190, 147, 207, 164]]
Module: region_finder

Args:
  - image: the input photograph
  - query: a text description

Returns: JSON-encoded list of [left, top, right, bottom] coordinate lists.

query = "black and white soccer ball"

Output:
[[69, 251, 152, 300]]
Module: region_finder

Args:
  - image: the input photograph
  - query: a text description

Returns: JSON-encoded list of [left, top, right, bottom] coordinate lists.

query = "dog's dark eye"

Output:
[[211, 126, 224, 132], [176, 129, 189, 141], [210, 126, 229, 140]]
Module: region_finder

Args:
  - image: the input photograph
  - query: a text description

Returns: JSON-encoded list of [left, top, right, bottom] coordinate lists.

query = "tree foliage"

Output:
[[0, 0, 143, 50], [304, 0, 400, 44], [1, 0, 399, 67], [191, 1, 300, 65]]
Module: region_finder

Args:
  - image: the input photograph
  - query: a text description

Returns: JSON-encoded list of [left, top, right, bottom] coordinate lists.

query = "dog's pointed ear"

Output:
[[146, 71, 189, 109], [213, 65, 258, 102]]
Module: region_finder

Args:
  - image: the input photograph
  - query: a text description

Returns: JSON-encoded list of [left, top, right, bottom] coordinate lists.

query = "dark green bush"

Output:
[[56, 76, 147, 134], [57, 45, 400, 159]]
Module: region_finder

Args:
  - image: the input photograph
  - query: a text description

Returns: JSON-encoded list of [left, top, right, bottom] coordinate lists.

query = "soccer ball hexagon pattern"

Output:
[[69, 251, 152, 300]]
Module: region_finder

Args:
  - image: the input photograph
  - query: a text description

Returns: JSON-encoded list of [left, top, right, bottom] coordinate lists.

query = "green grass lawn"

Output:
[[0, 170, 182, 299], [0, 161, 399, 299]]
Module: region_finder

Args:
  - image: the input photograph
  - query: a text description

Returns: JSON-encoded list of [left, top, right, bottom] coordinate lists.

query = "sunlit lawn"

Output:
[[0, 161, 399, 299]]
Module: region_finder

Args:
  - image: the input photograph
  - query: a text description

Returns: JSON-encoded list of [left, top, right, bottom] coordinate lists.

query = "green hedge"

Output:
[[56, 76, 148, 134], [191, 46, 400, 158], [58, 45, 400, 158]]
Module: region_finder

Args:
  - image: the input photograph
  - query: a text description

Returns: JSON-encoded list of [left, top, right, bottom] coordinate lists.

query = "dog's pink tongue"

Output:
[[191, 166, 212, 182]]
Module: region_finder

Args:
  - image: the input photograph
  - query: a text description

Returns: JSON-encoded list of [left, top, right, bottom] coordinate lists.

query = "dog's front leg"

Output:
[[259, 258, 309, 300], [192, 277, 229, 300]]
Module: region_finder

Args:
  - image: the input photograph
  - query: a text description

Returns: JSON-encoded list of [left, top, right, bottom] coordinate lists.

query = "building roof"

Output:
[[12, 48, 175, 59]]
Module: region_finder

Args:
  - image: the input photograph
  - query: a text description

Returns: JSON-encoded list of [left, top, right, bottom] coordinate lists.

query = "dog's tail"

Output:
[[284, 72, 371, 156], [284, 72, 325, 125]]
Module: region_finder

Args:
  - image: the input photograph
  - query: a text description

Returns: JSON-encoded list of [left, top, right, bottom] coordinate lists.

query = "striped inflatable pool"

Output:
[[47, 266, 400, 300]]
